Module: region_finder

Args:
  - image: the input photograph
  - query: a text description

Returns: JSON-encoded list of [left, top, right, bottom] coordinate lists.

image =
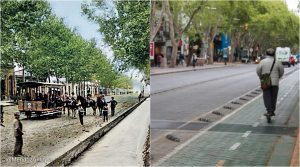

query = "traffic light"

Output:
[[244, 23, 248, 30]]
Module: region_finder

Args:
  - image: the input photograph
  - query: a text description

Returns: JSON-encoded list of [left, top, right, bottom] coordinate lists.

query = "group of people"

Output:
[[61, 92, 118, 125]]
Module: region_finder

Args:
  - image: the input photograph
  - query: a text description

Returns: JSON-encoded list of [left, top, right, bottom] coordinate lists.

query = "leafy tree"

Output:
[[1, 0, 51, 69], [82, 0, 150, 77]]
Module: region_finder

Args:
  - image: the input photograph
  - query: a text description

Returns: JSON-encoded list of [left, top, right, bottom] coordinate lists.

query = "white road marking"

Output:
[[252, 122, 260, 127], [242, 131, 252, 138], [229, 142, 241, 150]]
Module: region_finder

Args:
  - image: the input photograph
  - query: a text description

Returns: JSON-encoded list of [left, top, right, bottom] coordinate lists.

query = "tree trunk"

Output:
[[164, 0, 177, 68], [22, 67, 25, 82]]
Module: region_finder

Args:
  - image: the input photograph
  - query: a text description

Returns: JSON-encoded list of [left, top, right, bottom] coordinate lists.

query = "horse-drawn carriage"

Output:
[[17, 81, 64, 118]]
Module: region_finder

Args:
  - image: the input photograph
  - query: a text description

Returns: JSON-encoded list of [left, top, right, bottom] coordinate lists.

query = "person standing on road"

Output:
[[138, 93, 143, 102], [256, 48, 284, 116], [192, 52, 197, 68], [109, 97, 118, 117], [13, 112, 23, 157], [78, 105, 84, 126], [103, 104, 109, 122]]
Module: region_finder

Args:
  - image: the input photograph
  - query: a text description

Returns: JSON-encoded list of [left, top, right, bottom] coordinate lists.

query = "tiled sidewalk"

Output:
[[156, 70, 299, 166]]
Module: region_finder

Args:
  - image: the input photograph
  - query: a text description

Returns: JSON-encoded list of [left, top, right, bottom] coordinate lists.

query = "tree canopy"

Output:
[[82, 0, 150, 78], [1, 0, 133, 89]]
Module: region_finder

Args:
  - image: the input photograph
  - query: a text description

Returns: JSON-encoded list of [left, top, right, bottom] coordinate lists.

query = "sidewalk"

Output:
[[71, 98, 150, 166], [156, 69, 299, 166], [151, 62, 239, 76]]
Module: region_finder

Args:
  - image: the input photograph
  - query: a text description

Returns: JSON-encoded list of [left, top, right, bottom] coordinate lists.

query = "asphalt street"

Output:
[[150, 63, 299, 164]]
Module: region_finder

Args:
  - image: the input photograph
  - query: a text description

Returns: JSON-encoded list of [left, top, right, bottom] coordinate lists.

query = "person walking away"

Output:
[[256, 48, 284, 117], [103, 104, 109, 122], [78, 105, 84, 126], [13, 112, 23, 157], [109, 97, 118, 117]]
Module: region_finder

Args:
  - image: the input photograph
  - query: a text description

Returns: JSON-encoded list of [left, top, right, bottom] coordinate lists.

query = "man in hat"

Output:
[[13, 112, 23, 156], [256, 48, 284, 117]]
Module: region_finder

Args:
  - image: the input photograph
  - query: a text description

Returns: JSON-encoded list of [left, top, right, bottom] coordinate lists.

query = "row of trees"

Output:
[[151, 0, 299, 67], [1, 0, 133, 90], [82, 0, 150, 80]]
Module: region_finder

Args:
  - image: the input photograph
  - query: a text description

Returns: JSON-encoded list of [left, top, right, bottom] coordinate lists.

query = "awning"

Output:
[[17, 82, 44, 88]]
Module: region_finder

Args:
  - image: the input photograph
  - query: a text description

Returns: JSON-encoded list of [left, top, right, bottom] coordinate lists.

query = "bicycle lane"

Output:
[[156, 70, 299, 166]]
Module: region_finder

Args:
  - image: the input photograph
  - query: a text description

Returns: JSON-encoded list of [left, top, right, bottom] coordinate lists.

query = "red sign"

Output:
[[150, 42, 154, 60]]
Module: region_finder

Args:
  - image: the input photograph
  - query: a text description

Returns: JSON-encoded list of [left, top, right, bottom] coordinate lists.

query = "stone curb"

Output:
[[44, 97, 148, 166], [150, 64, 236, 76]]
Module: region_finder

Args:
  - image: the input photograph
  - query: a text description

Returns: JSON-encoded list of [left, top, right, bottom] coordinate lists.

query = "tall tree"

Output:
[[82, 0, 150, 77]]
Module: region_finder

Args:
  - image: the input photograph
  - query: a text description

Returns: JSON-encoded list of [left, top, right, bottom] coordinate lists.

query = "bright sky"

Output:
[[286, 0, 300, 15]]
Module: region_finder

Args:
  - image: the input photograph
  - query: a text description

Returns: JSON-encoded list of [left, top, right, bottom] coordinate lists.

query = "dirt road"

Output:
[[1, 94, 138, 166]]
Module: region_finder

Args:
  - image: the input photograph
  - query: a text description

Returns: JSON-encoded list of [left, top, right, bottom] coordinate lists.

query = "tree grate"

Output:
[[246, 94, 255, 97], [231, 101, 241, 105], [212, 111, 224, 116], [166, 134, 180, 142], [251, 91, 260, 95], [198, 117, 211, 122], [240, 97, 249, 101], [223, 106, 234, 110]]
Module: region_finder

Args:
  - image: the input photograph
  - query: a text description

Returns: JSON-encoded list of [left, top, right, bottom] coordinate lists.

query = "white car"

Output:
[[276, 47, 291, 67]]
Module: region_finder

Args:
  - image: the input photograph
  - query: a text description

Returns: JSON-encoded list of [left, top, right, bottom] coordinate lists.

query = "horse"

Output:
[[86, 98, 97, 116], [67, 98, 78, 117], [77, 95, 97, 116]]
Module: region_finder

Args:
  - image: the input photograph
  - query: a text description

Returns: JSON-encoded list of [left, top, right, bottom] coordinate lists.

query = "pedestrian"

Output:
[[156, 53, 164, 67], [13, 112, 23, 157], [63, 93, 69, 114], [138, 93, 143, 102], [256, 48, 284, 117], [103, 104, 108, 122], [179, 53, 185, 66], [109, 97, 118, 117], [192, 52, 197, 68], [0, 105, 4, 127], [78, 105, 84, 126], [97, 95, 106, 116]]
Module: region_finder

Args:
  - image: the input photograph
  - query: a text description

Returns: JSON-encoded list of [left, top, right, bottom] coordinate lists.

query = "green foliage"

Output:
[[1, 0, 133, 90], [82, 0, 150, 77], [177, 0, 299, 52], [1, 0, 51, 67]]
